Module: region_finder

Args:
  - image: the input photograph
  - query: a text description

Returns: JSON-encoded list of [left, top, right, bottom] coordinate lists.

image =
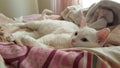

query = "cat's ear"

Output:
[[80, 19, 87, 27], [96, 28, 110, 46]]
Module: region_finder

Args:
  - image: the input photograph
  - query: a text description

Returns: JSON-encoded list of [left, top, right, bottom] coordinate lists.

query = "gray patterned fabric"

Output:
[[86, 0, 120, 30]]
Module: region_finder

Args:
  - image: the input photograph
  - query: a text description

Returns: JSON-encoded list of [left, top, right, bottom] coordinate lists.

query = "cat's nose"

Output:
[[71, 39, 76, 43]]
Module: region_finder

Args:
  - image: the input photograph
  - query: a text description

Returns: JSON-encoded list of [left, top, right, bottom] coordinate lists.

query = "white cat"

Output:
[[7, 19, 79, 45], [9, 19, 110, 49]]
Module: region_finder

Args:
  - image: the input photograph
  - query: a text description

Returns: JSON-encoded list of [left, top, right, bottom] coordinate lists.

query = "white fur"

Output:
[[21, 33, 72, 49], [8, 19, 79, 38], [20, 26, 102, 49], [7, 19, 79, 47], [71, 27, 100, 47], [7, 19, 108, 48]]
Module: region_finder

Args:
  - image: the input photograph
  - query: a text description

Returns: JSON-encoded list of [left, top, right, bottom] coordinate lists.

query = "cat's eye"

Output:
[[74, 31, 78, 36], [81, 38, 88, 42]]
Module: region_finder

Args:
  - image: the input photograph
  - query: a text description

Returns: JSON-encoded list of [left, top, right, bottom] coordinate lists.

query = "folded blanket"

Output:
[[61, 5, 83, 26], [0, 42, 111, 68], [86, 0, 120, 30]]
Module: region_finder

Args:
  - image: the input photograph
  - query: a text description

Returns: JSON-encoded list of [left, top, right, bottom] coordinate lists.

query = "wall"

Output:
[[38, 0, 51, 13], [0, 0, 39, 18]]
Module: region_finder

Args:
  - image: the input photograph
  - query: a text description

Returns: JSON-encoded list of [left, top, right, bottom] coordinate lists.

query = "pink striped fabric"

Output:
[[23, 14, 42, 22], [0, 42, 109, 68]]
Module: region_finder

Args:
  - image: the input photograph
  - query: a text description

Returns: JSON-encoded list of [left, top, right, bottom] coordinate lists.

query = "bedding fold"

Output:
[[0, 42, 111, 68], [0, 2, 119, 68], [61, 5, 83, 26], [86, 0, 120, 29]]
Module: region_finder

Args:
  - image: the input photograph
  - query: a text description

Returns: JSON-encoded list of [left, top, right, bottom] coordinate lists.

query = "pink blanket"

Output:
[[0, 42, 109, 68]]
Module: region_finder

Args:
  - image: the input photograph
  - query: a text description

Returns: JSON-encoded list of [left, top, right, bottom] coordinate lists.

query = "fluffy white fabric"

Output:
[[61, 5, 83, 26]]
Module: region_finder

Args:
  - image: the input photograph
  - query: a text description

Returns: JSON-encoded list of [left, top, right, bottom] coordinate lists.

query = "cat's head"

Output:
[[71, 19, 110, 47]]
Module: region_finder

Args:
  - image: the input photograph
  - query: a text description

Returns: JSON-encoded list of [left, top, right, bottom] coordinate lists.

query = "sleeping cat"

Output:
[[7, 19, 110, 49]]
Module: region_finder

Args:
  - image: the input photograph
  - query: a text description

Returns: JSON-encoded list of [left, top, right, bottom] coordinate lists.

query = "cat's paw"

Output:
[[21, 36, 48, 48], [21, 36, 38, 46], [6, 35, 15, 42], [15, 39, 24, 46], [6, 35, 23, 46]]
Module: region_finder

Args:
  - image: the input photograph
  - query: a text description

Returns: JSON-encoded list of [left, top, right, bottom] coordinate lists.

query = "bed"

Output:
[[0, 0, 120, 68]]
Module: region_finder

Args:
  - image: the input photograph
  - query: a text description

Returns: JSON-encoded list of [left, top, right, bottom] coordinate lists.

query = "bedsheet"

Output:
[[0, 4, 119, 67], [0, 42, 111, 68]]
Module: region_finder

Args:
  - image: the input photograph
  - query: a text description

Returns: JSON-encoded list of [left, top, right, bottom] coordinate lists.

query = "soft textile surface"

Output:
[[106, 25, 120, 46], [61, 5, 83, 26], [23, 14, 42, 22], [0, 42, 111, 68], [61, 1, 120, 30], [63, 46, 120, 68], [0, 13, 16, 42], [0, 3, 120, 67], [86, 0, 120, 30]]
